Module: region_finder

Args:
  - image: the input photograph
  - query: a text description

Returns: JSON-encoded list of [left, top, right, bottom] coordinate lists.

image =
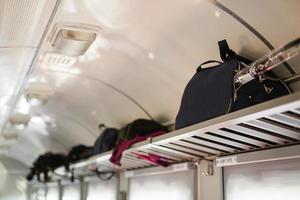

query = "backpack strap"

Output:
[[94, 168, 115, 181], [218, 40, 236, 61], [219, 39, 252, 64]]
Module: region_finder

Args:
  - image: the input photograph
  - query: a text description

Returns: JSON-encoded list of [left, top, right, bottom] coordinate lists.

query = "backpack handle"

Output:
[[196, 60, 222, 73], [98, 124, 106, 130]]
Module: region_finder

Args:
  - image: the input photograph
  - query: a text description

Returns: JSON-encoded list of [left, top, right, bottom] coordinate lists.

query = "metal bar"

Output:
[[266, 113, 300, 129], [173, 140, 223, 155], [197, 162, 224, 200], [216, 144, 300, 167], [58, 180, 63, 200], [256, 118, 300, 140], [79, 177, 87, 200], [121, 162, 145, 169], [228, 124, 289, 144], [184, 137, 236, 152], [151, 145, 201, 160], [193, 166, 198, 200], [290, 108, 300, 115], [120, 159, 146, 169], [163, 143, 209, 157], [118, 171, 129, 200], [145, 148, 188, 160], [124, 162, 196, 178], [123, 153, 156, 165], [211, 129, 268, 147], [139, 149, 182, 161], [195, 133, 254, 150], [121, 157, 150, 167]]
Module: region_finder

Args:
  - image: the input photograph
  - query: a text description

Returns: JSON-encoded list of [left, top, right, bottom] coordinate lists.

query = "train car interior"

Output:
[[0, 0, 300, 200]]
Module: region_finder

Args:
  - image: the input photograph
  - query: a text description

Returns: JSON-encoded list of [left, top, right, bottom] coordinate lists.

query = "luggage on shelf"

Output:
[[26, 152, 69, 183], [119, 119, 169, 140], [92, 124, 119, 155], [175, 39, 290, 129], [110, 119, 169, 166], [67, 144, 93, 163], [132, 152, 172, 167]]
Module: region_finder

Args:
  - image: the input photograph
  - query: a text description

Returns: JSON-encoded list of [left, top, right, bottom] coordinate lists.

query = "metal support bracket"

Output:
[[198, 160, 214, 176]]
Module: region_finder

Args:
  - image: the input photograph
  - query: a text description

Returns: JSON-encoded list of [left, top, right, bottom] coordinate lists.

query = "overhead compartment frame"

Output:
[[55, 92, 300, 178]]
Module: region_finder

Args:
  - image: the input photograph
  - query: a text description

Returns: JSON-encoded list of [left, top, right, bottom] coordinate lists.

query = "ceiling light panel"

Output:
[[0, 0, 58, 47], [49, 23, 100, 56]]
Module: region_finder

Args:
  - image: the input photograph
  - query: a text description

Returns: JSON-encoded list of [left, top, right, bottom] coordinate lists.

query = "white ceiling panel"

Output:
[[6, 123, 67, 166], [43, 0, 269, 125], [0, 48, 35, 96], [0, 48, 36, 132], [219, 0, 300, 75], [219, 0, 300, 46]]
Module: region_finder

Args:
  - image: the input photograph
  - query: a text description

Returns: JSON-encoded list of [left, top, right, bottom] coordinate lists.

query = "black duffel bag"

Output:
[[91, 124, 119, 181], [68, 144, 93, 163], [175, 40, 290, 129], [26, 152, 69, 183], [92, 124, 119, 155], [119, 119, 169, 140]]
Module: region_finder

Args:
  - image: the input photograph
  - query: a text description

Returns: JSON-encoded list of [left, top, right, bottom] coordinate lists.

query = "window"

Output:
[[224, 158, 300, 200], [30, 187, 47, 200], [86, 178, 117, 200], [62, 184, 80, 200], [46, 186, 59, 200], [129, 170, 194, 200]]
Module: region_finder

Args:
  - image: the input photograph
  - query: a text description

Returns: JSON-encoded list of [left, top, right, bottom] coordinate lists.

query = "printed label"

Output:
[[172, 163, 190, 171], [215, 156, 237, 167]]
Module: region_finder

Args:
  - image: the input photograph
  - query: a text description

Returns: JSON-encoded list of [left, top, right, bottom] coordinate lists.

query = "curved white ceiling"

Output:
[[1, 0, 299, 166]]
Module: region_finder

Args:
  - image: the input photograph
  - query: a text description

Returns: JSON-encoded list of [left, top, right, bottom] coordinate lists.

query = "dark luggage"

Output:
[[92, 124, 119, 155], [175, 40, 290, 129], [26, 152, 68, 182], [119, 119, 169, 139], [110, 119, 169, 166], [68, 144, 93, 163]]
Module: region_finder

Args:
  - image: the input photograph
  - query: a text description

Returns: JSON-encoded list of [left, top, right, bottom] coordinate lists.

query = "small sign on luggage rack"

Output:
[[215, 155, 237, 167]]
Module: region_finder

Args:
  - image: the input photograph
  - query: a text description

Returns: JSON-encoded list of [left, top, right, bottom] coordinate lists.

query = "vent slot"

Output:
[[0, 0, 58, 47]]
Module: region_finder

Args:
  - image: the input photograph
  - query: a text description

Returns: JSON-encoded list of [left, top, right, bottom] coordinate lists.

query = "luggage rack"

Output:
[[55, 92, 300, 178]]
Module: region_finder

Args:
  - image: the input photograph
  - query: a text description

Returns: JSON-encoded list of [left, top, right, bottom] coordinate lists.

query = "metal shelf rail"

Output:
[[55, 92, 300, 177]]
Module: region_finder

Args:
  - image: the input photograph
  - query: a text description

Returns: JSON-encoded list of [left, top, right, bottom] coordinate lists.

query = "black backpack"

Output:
[[92, 124, 119, 155], [119, 119, 169, 139], [26, 152, 69, 182], [175, 40, 290, 129], [68, 144, 93, 163]]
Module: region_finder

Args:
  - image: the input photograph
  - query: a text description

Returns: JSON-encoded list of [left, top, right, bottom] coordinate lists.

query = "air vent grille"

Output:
[[41, 52, 77, 68], [0, 0, 58, 47]]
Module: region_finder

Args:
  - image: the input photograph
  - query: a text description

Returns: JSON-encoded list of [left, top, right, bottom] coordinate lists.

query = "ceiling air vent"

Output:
[[0, 0, 58, 46], [49, 23, 101, 57], [40, 52, 77, 68]]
